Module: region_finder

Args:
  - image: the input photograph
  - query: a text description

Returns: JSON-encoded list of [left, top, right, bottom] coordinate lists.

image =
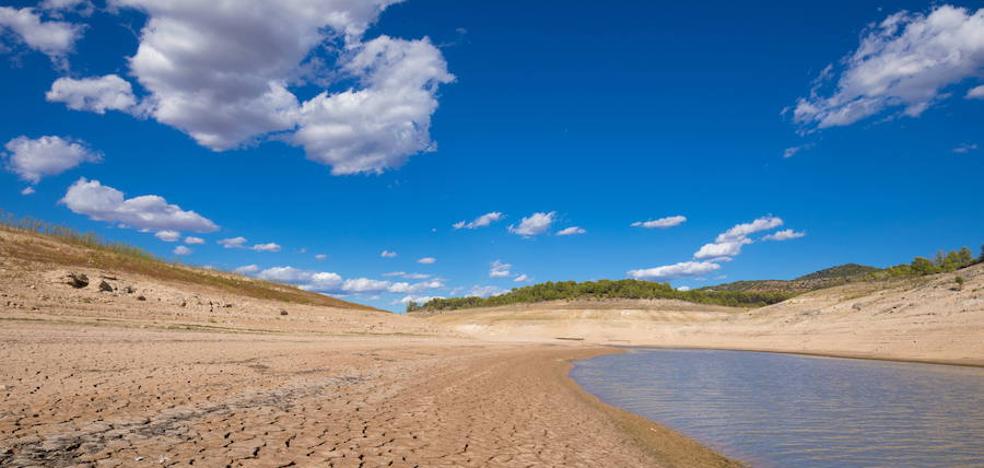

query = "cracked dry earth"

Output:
[[0, 323, 682, 467]]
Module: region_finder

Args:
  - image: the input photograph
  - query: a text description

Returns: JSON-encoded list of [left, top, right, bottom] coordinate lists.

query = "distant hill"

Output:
[[701, 263, 882, 294]]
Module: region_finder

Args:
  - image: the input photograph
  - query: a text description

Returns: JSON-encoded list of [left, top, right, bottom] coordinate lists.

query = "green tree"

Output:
[[911, 257, 937, 275]]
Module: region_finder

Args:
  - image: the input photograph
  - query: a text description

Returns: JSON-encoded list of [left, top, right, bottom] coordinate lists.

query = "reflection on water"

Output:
[[571, 349, 984, 467]]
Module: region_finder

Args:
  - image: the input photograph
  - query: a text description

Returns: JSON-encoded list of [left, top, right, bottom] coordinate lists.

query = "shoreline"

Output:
[[557, 347, 740, 467]]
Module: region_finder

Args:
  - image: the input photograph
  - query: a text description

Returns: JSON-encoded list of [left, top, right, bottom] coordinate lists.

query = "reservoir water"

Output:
[[571, 349, 984, 467]]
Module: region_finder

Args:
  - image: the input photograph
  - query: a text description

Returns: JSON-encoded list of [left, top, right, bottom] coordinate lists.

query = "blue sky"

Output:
[[2, 0, 983, 311]]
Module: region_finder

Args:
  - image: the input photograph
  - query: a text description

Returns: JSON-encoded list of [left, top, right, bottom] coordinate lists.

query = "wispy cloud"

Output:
[[628, 261, 721, 280], [453, 211, 504, 230], [556, 226, 586, 236], [631, 215, 686, 229]]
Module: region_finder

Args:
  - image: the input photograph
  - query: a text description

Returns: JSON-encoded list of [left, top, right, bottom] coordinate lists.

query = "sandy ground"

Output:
[[422, 263, 984, 366], [0, 245, 733, 467]]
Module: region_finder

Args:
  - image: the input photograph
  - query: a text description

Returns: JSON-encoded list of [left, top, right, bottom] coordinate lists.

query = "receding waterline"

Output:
[[571, 348, 984, 467]]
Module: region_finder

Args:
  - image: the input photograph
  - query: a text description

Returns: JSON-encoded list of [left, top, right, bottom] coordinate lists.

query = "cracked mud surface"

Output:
[[0, 323, 727, 467]]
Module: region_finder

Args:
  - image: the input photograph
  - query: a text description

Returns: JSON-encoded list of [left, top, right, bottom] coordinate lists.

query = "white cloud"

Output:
[[399, 295, 443, 305], [216, 237, 279, 251], [693, 215, 785, 260], [508, 211, 555, 237], [383, 271, 430, 280], [234, 264, 259, 274], [314, 253, 328, 261], [968, 85, 984, 99], [631, 215, 687, 229], [184, 236, 204, 245], [793, 5, 984, 129], [46, 75, 140, 115], [417, 257, 437, 265], [380, 250, 397, 258], [556, 226, 586, 236], [251, 242, 281, 253], [61, 178, 219, 233], [693, 238, 752, 260], [256, 266, 343, 292], [489, 260, 511, 278], [172, 245, 191, 256], [953, 143, 978, 154], [154, 230, 180, 242], [93, 1, 451, 175], [782, 144, 814, 159], [3, 135, 100, 184], [715, 216, 784, 243], [294, 35, 455, 174], [453, 211, 503, 230], [0, 6, 82, 63], [628, 261, 721, 280], [20, 187, 35, 196], [513, 274, 529, 283], [40, 0, 94, 16], [762, 229, 807, 241], [218, 237, 247, 249], [677, 286, 692, 292]]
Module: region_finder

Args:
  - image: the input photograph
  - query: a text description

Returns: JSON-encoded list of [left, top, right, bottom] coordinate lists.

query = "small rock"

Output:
[[280, 310, 288, 316], [98, 280, 114, 293], [66, 273, 89, 289], [852, 303, 862, 311], [180, 301, 187, 307], [137, 295, 147, 301], [223, 303, 233, 308], [123, 286, 136, 294]]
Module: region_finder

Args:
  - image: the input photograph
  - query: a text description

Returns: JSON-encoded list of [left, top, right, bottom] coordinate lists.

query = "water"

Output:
[[571, 349, 984, 467]]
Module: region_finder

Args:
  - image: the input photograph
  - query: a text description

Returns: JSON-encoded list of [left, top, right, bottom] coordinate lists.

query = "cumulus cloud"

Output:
[[453, 211, 504, 230], [154, 230, 180, 242], [489, 260, 511, 278], [693, 216, 785, 260], [631, 215, 687, 229], [83, 1, 451, 175], [693, 238, 752, 260], [46, 75, 140, 115], [172, 245, 192, 256], [793, 5, 984, 129], [417, 257, 437, 265], [184, 236, 204, 245], [294, 35, 455, 174], [40, 0, 94, 17], [715, 216, 784, 243], [380, 250, 397, 258], [234, 264, 259, 274], [251, 242, 281, 253], [3, 135, 100, 184], [508, 211, 555, 237], [628, 261, 721, 280], [453, 285, 506, 298], [218, 237, 247, 249], [556, 226, 586, 236], [216, 236, 280, 252], [249, 265, 442, 295], [968, 85, 984, 99], [61, 178, 219, 233], [0, 6, 83, 63], [762, 229, 807, 241]]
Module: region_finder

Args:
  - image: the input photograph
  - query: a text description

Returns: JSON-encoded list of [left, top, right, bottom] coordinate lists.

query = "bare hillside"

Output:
[[420, 264, 984, 366]]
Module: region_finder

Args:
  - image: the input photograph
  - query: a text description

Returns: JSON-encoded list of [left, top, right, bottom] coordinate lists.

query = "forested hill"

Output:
[[411, 247, 982, 313], [408, 279, 793, 313]]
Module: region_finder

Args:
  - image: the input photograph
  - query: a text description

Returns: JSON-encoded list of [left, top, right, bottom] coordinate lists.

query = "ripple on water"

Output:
[[571, 349, 984, 467]]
